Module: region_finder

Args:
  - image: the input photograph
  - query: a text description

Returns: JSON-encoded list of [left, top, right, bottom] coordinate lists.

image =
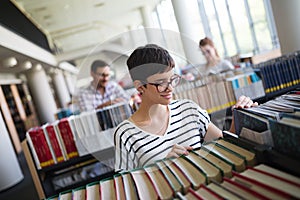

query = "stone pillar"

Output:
[[0, 110, 23, 191], [25, 64, 57, 124], [51, 69, 71, 108], [140, 6, 157, 43], [270, 0, 300, 54], [171, 0, 202, 65]]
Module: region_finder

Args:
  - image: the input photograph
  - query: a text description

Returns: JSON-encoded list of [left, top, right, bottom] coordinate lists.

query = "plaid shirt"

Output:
[[77, 81, 130, 111]]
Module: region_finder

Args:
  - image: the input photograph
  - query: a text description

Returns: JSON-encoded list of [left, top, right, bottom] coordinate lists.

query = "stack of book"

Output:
[[26, 103, 133, 169], [174, 71, 264, 114], [253, 50, 300, 94], [234, 89, 300, 154], [46, 138, 300, 200]]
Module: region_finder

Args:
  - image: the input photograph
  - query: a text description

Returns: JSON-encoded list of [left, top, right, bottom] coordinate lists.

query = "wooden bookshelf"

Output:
[[0, 83, 39, 153]]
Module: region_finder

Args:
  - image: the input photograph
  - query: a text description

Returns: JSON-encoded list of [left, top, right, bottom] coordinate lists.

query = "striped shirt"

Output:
[[114, 99, 210, 171], [77, 81, 130, 111]]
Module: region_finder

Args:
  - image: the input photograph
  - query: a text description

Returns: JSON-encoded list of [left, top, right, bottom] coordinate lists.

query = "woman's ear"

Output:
[[133, 80, 143, 89], [134, 80, 145, 95]]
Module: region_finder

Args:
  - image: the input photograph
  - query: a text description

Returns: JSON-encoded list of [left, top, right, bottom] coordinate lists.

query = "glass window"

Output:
[[248, 0, 273, 51], [198, 0, 276, 56], [203, 0, 225, 56], [227, 0, 254, 54]]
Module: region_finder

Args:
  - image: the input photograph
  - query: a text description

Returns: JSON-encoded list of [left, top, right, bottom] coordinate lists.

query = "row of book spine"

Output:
[[233, 89, 300, 159], [174, 72, 264, 113], [254, 50, 300, 94], [46, 138, 300, 200], [26, 103, 133, 169]]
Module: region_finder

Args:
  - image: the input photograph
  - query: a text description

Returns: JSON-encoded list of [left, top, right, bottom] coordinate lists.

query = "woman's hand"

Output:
[[232, 95, 258, 110], [166, 144, 193, 158], [228, 95, 259, 133]]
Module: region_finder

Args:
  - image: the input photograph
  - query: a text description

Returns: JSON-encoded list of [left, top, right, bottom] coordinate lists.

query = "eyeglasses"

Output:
[[94, 72, 111, 77], [147, 74, 181, 93]]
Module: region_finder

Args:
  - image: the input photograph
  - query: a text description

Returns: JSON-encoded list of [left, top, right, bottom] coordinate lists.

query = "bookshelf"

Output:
[[21, 139, 115, 199], [0, 82, 39, 153]]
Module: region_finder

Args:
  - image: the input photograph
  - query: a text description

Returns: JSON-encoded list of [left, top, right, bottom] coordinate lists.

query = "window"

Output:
[[199, 0, 278, 57]]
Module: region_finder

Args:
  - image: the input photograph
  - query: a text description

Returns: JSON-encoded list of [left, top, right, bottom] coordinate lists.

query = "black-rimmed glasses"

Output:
[[147, 74, 181, 93]]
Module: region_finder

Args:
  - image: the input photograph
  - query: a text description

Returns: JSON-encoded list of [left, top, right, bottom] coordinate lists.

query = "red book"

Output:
[[42, 123, 65, 163], [57, 118, 78, 159], [26, 127, 55, 169]]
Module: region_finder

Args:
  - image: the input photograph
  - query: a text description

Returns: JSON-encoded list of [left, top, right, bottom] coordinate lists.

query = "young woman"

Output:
[[199, 37, 235, 75], [114, 44, 257, 171]]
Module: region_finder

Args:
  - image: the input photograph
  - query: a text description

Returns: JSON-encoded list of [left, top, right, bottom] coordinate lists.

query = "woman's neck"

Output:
[[131, 103, 168, 124]]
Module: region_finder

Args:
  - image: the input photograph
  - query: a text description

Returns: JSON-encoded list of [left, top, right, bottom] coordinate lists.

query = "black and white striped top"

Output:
[[114, 99, 210, 171]]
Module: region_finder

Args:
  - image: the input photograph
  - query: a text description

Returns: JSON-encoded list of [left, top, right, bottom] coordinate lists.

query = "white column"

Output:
[[171, 0, 202, 65], [64, 72, 76, 95], [270, 0, 300, 54], [51, 69, 71, 108], [140, 6, 157, 43], [25, 64, 57, 124], [0, 110, 23, 191]]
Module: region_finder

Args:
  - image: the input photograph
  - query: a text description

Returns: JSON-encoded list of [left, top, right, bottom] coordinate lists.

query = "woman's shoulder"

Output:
[[170, 99, 200, 108], [219, 59, 234, 69], [114, 120, 133, 134]]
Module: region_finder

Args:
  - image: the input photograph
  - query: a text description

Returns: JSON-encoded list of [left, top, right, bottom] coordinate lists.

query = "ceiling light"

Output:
[[22, 61, 32, 70], [2, 57, 18, 68]]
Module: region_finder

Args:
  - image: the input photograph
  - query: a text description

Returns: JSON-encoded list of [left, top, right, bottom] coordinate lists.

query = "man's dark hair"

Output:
[[127, 44, 175, 82], [91, 60, 109, 72]]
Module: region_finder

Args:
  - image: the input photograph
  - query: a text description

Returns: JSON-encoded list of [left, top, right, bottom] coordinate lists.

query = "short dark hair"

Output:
[[91, 60, 109, 72], [126, 44, 175, 82]]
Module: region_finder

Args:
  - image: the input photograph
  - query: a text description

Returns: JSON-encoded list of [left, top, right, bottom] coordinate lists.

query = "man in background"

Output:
[[77, 60, 130, 111]]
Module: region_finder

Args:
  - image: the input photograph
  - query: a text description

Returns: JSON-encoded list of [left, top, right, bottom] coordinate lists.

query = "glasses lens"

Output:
[[157, 83, 167, 92], [171, 76, 181, 87], [157, 75, 181, 92]]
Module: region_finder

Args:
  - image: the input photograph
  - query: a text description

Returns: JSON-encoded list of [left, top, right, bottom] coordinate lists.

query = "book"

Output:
[[160, 159, 191, 194], [240, 165, 300, 198], [56, 118, 79, 159], [221, 176, 271, 199], [72, 186, 86, 200], [254, 164, 300, 184], [100, 177, 116, 200], [207, 182, 240, 200], [193, 184, 223, 200], [170, 156, 207, 189], [213, 139, 256, 166], [240, 127, 274, 146], [203, 143, 246, 172], [184, 151, 222, 183], [26, 127, 55, 169], [233, 108, 269, 135], [121, 172, 139, 200], [231, 171, 294, 199], [42, 123, 66, 163], [86, 181, 100, 200], [130, 168, 158, 200], [269, 115, 300, 159], [193, 148, 233, 178], [58, 189, 72, 200], [113, 174, 126, 200], [155, 161, 182, 194], [144, 165, 174, 200]]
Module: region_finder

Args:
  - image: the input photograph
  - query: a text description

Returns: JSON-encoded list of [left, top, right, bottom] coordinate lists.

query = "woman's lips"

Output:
[[161, 93, 172, 99]]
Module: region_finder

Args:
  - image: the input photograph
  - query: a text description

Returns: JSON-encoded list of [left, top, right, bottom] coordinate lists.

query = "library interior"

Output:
[[0, 0, 300, 199]]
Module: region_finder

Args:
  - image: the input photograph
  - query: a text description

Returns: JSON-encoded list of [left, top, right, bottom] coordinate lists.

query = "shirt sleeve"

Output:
[[114, 83, 131, 101], [195, 102, 211, 138], [222, 59, 235, 70]]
